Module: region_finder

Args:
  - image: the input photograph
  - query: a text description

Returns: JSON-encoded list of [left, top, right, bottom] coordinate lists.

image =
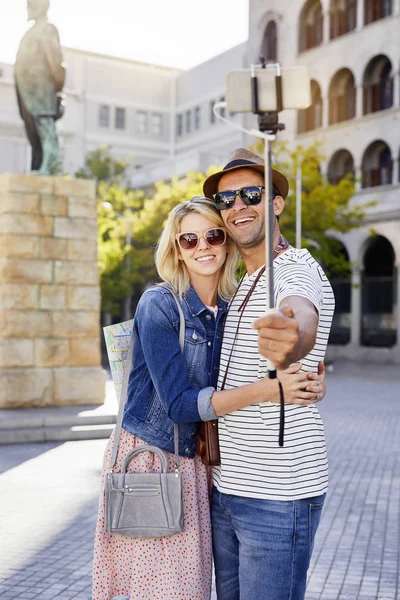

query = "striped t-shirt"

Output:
[[212, 247, 335, 501]]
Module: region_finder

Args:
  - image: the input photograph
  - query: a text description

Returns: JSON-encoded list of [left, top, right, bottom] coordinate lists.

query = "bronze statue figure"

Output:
[[15, 0, 66, 175]]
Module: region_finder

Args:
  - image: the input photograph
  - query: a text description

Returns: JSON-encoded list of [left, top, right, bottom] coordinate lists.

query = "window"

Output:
[[115, 107, 126, 130], [186, 110, 191, 133], [136, 111, 147, 134], [177, 114, 183, 137], [299, 0, 324, 52], [361, 141, 393, 187], [328, 69, 356, 124], [363, 55, 393, 115], [151, 113, 163, 136], [262, 21, 277, 62], [210, 100, 216, 124], [364, 0, 392, 24], [99, 104, 110, 128], [298, 80, 323, 132], [195, 106, 201, 130], [330, 0, 357, 39]]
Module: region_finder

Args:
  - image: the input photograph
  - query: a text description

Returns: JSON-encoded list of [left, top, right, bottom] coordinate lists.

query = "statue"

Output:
[[15, 0, 66, 175]]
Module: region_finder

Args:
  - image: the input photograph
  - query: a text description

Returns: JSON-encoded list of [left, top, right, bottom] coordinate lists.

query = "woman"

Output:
[[92, 197, 325, 600]]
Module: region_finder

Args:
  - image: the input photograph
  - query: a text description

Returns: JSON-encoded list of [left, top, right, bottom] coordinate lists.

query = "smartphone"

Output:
[[226, 66, 311, 113]]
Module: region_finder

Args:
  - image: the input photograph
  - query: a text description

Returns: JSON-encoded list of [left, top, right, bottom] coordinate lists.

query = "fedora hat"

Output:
[[203, 148, 289, 200]]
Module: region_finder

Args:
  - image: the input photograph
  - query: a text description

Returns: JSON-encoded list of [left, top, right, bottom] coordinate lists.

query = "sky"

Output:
[[0, 0, 249, 69]]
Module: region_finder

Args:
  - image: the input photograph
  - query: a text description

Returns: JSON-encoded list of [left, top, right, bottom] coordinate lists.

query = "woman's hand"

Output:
[[305, 361, 326, 401], [274, 362, 325, 405]]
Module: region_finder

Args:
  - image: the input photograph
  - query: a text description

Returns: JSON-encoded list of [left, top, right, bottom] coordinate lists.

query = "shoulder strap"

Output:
[[109, 288, 185, 470]]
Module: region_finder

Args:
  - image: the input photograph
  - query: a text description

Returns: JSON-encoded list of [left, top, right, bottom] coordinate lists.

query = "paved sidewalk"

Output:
[[0, 360, 399, 600]]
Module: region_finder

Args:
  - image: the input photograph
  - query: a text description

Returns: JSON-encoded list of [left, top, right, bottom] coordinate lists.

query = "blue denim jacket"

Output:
[[123, 284, 228, 457]]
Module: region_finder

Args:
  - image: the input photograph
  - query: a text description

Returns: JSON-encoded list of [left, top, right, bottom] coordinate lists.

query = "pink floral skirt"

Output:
[[92, 428, 212, 600]]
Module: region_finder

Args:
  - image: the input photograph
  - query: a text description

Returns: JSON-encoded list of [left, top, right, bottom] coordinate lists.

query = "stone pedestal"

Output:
[[0, 173, 107, 408]]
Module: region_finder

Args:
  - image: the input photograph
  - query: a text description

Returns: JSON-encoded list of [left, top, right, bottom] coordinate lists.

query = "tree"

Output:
[[125, 172, 208, 312], [253, 140, 374, 277], [97, 182, 144, 315], [75, 145, 129, 183], [92, 163, 209, 316]]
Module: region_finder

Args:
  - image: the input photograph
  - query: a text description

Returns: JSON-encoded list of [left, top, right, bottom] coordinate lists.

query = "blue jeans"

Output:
[[211, 487, 325, 600]]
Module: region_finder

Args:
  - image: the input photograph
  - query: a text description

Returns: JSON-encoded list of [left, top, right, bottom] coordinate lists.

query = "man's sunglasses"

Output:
[[176, 227, 226, 251], [212, 185, 265, 211], [212, 184, 280, 211]]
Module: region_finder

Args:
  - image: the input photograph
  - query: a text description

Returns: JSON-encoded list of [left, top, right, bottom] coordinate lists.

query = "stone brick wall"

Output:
[[0, 173, 107, 408]]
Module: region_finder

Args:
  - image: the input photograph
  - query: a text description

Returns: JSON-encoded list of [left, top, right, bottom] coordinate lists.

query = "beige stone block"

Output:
[[0, 339, 34, 367], [0, 367, 53, 407], [40, 194, 68, 216], [54, 217, 97, 240], [53, 366, 107, 404], [0, 173, 53, 195], [39, 285, 67, 310], [68, 195, 97, 219], [0, 310, 53, 338], [67, 239, 98, 261], [54, 261, 99, 285], [0, 213, 53, 236], [0, 283, 39, 309], [54, 177, 95, 198], [67, 286, 100, 311], [39, 237, 68, 260], [0, 235, 39, 258], [69, 339, 101, 366], [0, 192, 40, 214], [52, 310, 99, 338], [0, 258, 53, 284], [35, 338, 69, 367]]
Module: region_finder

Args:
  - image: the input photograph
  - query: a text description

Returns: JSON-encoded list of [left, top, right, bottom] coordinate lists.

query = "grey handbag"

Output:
[[104, 292, 186, 538]]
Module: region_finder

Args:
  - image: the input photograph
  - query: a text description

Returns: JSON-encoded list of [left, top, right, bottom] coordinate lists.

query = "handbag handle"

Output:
[[121, 444, 169, 474], [109, 287, 186, 471]]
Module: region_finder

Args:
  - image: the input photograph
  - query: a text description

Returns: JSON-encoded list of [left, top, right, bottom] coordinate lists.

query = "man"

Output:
[[203, 148, 335, 600], [15, 0, 66, 175]]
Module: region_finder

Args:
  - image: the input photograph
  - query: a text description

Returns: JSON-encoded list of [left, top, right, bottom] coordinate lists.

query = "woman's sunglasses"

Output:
[[212, 185, 266, 211], [176, 227, 227, 251]]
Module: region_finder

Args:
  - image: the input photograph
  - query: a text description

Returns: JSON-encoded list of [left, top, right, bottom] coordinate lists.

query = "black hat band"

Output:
[[223, 158, 261, 171]]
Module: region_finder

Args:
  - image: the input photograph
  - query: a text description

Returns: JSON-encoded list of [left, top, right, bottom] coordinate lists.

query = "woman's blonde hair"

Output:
[[155, 196, 238, 299]]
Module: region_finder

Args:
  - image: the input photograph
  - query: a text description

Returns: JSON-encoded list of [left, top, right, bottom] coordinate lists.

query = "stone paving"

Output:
[[0, 359, 399, 600]]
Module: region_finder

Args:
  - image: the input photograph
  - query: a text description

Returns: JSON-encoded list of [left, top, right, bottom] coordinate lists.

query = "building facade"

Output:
[[247, 0, 400, 363], [0, 0, 399, 363]]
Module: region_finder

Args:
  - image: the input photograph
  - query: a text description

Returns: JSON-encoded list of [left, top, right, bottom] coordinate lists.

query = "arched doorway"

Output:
[[361, 236, 397, 347], [327, 239, 351, 344]]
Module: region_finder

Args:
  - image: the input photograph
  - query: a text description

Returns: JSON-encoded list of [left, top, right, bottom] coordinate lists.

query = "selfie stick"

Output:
[[251, 60, 285, 381]]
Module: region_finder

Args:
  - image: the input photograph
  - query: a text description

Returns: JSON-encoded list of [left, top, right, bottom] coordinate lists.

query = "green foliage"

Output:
[[97, 183, 145, 315], [253, 140, 374, 277], [124, 173, 206, 307], [75, 145, 129, 183], [96, 171, 206, 316], [80, 140, 373, 316]]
